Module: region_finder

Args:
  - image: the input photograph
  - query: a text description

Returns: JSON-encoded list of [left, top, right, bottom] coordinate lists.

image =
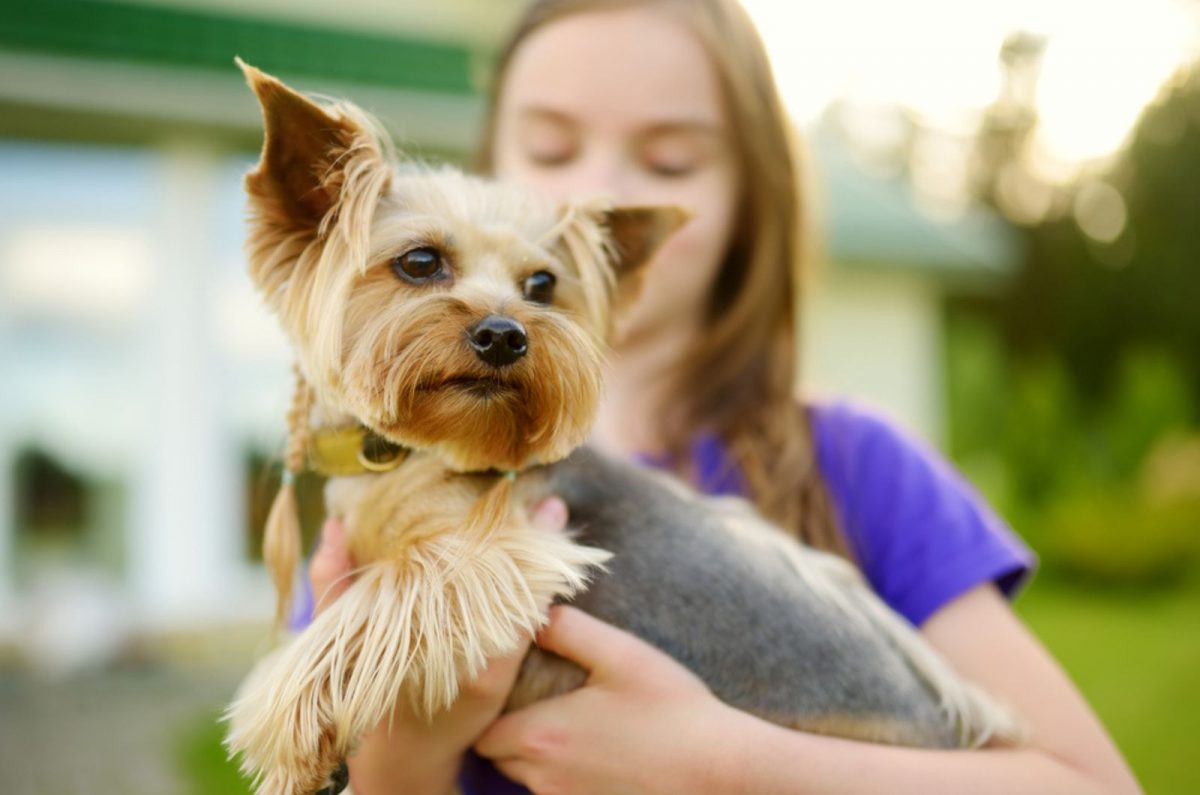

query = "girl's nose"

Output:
[[574, 153, 637, 203]]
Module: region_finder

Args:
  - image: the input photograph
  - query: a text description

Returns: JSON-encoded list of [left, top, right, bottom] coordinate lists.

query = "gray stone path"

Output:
[[0, 666, 243, 795]]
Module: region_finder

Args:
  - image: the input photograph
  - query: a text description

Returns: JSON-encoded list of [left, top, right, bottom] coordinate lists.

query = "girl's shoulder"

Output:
[[806, 398, 1035, 626]]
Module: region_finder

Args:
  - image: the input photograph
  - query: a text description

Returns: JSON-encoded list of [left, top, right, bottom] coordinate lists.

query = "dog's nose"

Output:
[[468, 315, 527, 367]]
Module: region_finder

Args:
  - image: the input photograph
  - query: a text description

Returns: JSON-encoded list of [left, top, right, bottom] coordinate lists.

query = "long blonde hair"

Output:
[[476, 0, 848, 558]]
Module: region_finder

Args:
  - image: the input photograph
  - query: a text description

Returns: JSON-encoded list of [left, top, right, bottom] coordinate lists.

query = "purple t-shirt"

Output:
[[458, 400, 1034, 793]]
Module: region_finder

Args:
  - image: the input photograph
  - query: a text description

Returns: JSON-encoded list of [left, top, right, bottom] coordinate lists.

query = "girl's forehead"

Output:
[[500, 7, 727, 131]]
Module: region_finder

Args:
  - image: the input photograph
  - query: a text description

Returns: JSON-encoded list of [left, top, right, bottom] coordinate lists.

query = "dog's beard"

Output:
[[338, 293, 606, 472]]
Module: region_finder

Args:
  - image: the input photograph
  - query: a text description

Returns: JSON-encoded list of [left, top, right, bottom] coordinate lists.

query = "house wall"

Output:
[[0, 139, 281, 649], [802, 266, 945, 443]]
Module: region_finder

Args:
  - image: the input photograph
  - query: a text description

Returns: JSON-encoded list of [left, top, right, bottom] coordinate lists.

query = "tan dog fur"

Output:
[[223, 61, 682, 795]]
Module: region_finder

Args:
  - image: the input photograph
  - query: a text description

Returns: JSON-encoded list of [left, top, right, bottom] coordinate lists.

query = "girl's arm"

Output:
[[475, 587, 1142, 795]]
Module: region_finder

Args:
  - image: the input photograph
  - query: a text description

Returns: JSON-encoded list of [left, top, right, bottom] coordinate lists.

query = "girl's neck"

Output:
[[590, 317, 695, 458]]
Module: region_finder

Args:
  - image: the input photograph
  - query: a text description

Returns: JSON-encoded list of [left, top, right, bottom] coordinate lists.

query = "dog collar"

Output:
[[307, 425, 409, 477]]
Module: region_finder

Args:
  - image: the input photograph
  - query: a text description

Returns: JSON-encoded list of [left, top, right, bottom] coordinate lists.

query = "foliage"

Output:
[[975, 59, 1200, 405], [948, 62, 1200, 586], [947, 316, 1200, 585], [1040, 489, 1200, 586]]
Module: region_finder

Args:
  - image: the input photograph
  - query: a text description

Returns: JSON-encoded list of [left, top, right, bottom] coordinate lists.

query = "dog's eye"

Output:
[[523, 271, 556, 304], [392, 247, 446, 283]]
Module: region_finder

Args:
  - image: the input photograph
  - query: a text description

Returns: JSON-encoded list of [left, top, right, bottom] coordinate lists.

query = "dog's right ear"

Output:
[[237, 57, 386, 235], [601, 205, 689, 311]]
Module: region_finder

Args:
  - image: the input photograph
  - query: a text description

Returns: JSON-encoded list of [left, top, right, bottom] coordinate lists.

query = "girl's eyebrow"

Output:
[[638, 120, 724, 141], [518, 106, 723, 140], [517, 106, 580, 130]]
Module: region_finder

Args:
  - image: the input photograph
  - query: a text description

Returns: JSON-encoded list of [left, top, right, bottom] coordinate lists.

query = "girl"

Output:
[[307, 1, 1142, 792]]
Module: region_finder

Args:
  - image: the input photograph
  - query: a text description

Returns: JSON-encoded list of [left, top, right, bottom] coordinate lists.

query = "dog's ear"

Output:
[[601, 205, 690, 307], [237, 57, 386, 233]]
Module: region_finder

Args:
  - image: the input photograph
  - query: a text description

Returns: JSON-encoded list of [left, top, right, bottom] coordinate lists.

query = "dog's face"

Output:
[[238, 62, 685, 471]]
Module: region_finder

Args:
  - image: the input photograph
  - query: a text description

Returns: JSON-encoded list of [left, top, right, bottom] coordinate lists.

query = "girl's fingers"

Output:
[[530, 495, 569, 532], [310, 518, 353, 614], [474, 699, 563, 761], [535, 605, 644, 678]]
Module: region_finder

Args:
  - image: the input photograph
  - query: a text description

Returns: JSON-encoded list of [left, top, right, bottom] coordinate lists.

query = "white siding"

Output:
[[801, 266, 944, 442]]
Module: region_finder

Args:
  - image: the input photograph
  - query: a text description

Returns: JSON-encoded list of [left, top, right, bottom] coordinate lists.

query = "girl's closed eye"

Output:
[[519, 112, 579, 167], [640, 125, 721, 178]]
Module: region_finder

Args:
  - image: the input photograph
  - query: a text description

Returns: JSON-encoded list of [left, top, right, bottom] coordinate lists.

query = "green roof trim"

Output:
[[811, 128, 1019, 277], [0, 0, 478, 95]]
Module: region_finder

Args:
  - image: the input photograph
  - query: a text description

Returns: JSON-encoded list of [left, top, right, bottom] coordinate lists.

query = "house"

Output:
[[0, 0, 1017, 651]]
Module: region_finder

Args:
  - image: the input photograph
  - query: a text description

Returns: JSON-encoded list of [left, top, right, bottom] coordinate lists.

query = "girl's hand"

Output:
[[310, 496, 570, 795], [474, 605, 741, 795]]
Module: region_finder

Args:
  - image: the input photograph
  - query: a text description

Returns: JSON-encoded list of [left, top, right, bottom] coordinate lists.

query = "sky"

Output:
[[741, 0, 1200, 170]]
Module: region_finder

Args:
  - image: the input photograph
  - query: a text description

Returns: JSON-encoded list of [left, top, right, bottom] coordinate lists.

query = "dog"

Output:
[[223, 61, 1019, 795]]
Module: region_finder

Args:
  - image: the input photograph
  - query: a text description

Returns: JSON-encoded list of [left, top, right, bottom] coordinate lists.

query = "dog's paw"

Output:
[[311, 760, 349, 795], [250, 744, 344, 795], [225, 650, 348, 795]]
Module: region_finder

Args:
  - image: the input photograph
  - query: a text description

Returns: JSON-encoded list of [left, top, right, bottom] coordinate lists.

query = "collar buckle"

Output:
[[308, 425, 409, 476]]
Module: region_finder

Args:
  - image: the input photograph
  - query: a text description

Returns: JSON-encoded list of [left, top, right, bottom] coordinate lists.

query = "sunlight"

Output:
[[1035, 2, 1195, 164], [741, 0, 1200, 167]]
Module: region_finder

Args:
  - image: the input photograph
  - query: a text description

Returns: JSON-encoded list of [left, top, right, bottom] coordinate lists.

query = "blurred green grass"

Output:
[[1016, 578, 1200, 795], [176, 709, 252, 795], [177, 581, 1199, 794]]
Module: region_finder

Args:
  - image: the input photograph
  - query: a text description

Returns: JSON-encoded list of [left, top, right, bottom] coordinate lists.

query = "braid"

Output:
[[283, 368, 313, 478], [264, 367, 311, 629]]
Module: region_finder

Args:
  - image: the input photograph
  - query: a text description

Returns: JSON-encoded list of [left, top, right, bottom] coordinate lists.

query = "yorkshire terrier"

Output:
[[224, 61, 1019, 795]]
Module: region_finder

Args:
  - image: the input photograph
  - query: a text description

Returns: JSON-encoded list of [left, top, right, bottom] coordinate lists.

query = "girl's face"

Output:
[[491, 6, 741, 346]]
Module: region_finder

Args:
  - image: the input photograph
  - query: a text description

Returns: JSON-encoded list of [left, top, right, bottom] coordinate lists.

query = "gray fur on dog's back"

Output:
[[510, 446, 963, 748]]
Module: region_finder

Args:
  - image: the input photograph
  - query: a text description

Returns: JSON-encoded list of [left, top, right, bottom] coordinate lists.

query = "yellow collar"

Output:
[[307, 425, 409, 477]]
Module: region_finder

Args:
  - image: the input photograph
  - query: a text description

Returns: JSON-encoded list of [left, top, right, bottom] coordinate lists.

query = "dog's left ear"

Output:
[[237, 57, 387, 234], [601, 205, 690, 306]]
